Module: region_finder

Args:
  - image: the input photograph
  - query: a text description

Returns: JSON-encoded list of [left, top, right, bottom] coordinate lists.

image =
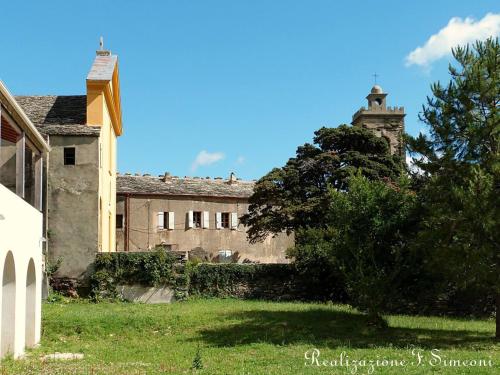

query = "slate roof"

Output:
[[87, 55, 117, 81], [117, 175, 255, 199], [14, 95, 101, 136]]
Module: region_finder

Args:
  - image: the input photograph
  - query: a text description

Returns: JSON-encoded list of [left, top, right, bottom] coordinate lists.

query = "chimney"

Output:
[[162, 172, 171, 182], [227, 172, 237, 184]]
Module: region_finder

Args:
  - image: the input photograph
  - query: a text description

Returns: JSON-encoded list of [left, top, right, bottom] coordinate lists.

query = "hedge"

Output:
[[89, 250, 343, 302]]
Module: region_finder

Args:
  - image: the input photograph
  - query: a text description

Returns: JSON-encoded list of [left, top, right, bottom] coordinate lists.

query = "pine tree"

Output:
[[407, 38, 500, 338]]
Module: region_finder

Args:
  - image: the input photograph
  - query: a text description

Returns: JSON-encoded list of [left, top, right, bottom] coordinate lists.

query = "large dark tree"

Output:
[[407, 38, 500, 338], [241, 125, 403, 242]]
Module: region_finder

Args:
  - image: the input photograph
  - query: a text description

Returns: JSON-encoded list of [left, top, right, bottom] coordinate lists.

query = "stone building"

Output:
[[352, 85, 405, 156], [15, 47, 123, 281], [0, 81, 49, 358], [116, 173, 294, 263]]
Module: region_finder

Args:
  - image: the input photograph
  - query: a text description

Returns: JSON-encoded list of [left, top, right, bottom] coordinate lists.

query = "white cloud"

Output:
[[190, 150, 225, 172], [236, 156, 245, 165], [405, 13, 500, 67]]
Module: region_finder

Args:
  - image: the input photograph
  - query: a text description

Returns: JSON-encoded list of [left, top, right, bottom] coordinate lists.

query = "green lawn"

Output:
[[1, 299, 498, 374]]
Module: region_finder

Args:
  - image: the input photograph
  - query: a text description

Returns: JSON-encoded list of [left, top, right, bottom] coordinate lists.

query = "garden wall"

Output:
[[88, 250, 492, 317], [89, 250, 343, 302]]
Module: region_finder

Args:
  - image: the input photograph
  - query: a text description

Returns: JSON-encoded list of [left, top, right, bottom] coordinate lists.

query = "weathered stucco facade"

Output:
[[117, 174, 294, 263], [42, 134, 100, 278], [352, 85, 405, 156]]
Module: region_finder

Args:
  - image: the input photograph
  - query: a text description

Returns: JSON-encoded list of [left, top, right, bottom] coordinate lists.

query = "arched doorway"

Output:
[[1, 251, 16, 357], [25, 258, 36, 348]]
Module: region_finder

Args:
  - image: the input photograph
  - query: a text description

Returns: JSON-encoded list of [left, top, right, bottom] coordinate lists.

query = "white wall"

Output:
[[0, 184, 42, 359]]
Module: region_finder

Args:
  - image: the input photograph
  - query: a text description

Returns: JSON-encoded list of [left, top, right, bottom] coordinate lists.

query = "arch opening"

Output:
[[25, 258, 36, 348], [1, 251, 16, 357]]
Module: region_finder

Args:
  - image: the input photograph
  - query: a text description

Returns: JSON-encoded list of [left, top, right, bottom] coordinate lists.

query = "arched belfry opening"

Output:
[[1, 251, 16, 357], [25, 258, 36, 348]]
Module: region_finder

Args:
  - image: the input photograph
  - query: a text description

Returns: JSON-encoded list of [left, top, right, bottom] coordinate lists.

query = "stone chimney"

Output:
[[162, 172, 171, 182], [227, 172, 237, 185]]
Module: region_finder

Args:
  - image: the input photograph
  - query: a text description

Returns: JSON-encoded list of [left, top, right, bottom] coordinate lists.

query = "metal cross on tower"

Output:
[[372, 73, 379, 85]]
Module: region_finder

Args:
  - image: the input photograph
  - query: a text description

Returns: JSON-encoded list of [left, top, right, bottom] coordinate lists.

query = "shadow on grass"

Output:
[[195, 308, 494, 349]]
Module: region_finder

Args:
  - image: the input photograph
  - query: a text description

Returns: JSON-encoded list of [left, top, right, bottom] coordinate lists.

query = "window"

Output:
[[193, 211, 202, 228], [218, 250, 232, 263], [116, 214, 124, 229], [221, 213, 230, 229], [64, 147, 75, 165]]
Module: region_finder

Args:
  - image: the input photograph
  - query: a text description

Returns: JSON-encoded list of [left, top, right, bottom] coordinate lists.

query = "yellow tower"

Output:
[[86, 43, 123, 253]]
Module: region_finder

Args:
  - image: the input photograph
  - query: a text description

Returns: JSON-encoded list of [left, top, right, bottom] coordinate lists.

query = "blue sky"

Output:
[[1, 1, 499, 180]]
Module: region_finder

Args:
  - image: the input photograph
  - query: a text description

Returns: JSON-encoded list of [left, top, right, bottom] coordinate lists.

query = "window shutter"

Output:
[[216, 212, 222, 229], [203, 211, 210, 229], [230, 212, 238, 230], [188, 210, 194, 228], [157, 212, 164, 230], [168, 212, 175, 230]]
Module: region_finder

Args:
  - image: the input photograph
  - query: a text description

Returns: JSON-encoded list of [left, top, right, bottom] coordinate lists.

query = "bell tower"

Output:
[[352, 85, 405, 157]]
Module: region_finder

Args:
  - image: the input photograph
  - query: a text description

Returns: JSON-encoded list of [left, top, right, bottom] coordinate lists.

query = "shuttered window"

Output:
[[216, 212, 222, 229], [221, 213, 230, 228], [203, 211, 210, 229], [193, 211, 202, 228], [231, 212, 238, 230], [167, 212, 175, 230], [158, 212, 175, 230], [157, 212, 164, 229]]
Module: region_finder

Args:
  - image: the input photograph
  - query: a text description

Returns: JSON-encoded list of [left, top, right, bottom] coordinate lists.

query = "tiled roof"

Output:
[[14, 95, 100, 136], [117, 175, 255, 198]]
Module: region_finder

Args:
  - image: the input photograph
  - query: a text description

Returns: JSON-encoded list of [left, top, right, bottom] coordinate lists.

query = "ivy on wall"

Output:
[[90, 250, 341, 302], [90, 248, 184, 300]]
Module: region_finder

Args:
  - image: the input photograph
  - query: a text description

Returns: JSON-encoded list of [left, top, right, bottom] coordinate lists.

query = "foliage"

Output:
[[408, 38, 499, 177], [407, 38, 500, 336], [191, 346, 203, 370], [45, 291, 67, 304], [286, 228, 347, 302], [325, 173, 419, 322], [90, 247, 181, 300], [241, 125, 403, 242], [45, 257, 62, 281], [189, 263, 298, 299]]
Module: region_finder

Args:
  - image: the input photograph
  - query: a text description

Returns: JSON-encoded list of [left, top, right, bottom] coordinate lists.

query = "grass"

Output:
[[1, 298, 498, 374]]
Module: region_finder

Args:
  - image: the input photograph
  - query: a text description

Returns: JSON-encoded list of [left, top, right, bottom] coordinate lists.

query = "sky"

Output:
[[1, 1, 499, 180]]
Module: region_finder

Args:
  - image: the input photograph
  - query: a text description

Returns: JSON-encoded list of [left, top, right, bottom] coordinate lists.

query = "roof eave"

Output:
[[0, 81, 51, 153]]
